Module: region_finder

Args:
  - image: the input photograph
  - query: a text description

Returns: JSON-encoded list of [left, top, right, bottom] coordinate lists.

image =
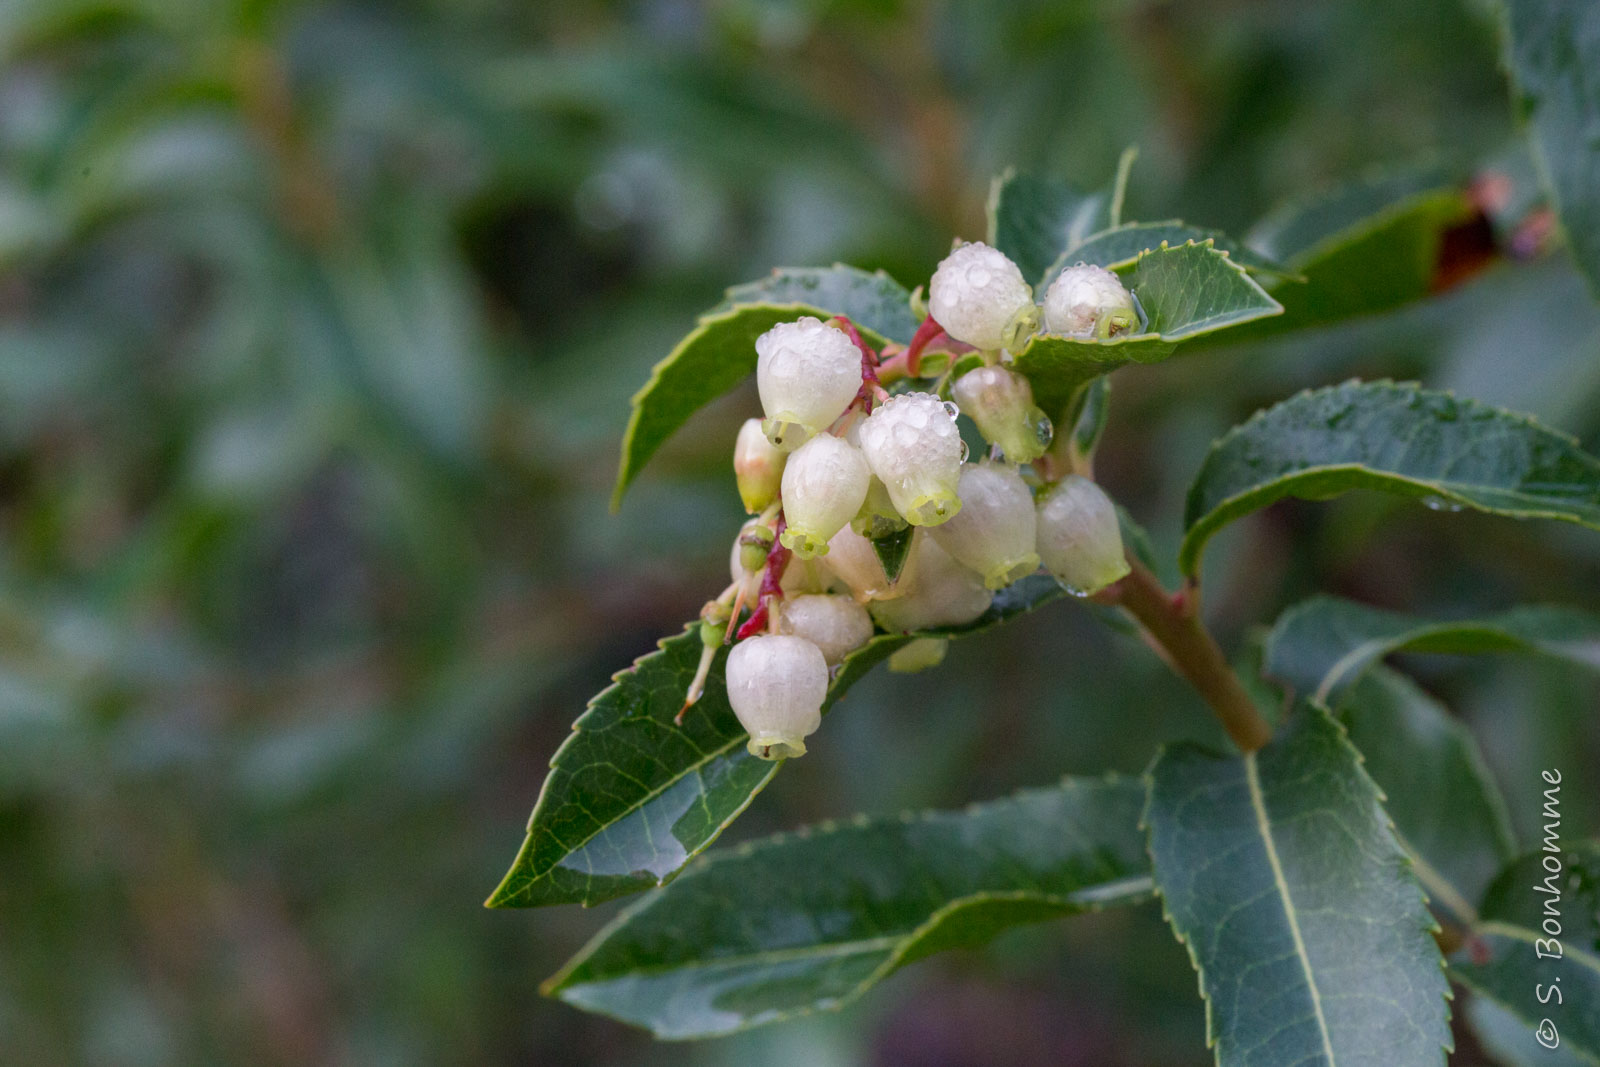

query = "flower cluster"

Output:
[[690, 242, 1138, 760]]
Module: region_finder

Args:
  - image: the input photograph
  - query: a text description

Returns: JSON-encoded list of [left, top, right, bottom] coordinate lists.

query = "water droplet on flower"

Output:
[[942, 401, 961, 421]]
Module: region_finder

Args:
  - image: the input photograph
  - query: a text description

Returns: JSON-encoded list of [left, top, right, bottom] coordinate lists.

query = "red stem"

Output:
[[736, 516, 791, 640], [832, 316, 884, 410], [903, 315, 947, 378]]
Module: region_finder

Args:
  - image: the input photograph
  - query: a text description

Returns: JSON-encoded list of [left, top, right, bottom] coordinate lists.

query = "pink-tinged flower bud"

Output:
[[887, 636, 947, 673], [779, 434, 871, 559], [930, 464, 1040, 589], [949, 365, 1053, 463], [1035, 475, 1129, 595], [1042, 264, 1137, 339], [868, 533, 992, 633], [726, 634, 828, 759], [820, 524, 896, 600], [755, 317, 862, 450], [778, 593, 874, 665], [928, 242, 1034, 351], [734, 417, 786, 513], [858, 392, 964, 527]]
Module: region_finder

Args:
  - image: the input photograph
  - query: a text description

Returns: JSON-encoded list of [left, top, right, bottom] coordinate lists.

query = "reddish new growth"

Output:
[[830, 315, 884, 412], [903, 314, 949, 378], [736, 516, 792, 640]]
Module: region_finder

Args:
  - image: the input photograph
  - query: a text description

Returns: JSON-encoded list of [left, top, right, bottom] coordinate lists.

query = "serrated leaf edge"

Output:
[[1046, 221, 1305, 283], [1264, 594, 1600, 705], [612, 265, 909, 509], [1178, 379, 1600, 576], [1141, 704, 1454, 1066], [1026, 240, 1283, 351], [544, 774, 1154, 1039], [491, 581, 1065, 908], [485, 624, 777, 908]]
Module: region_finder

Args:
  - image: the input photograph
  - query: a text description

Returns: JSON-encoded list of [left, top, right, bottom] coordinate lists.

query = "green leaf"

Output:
[[487, 576, 1062, 908], [612, 265, 919, 508], [1502, 0, 1600, 298], [1071, 375, 1112, 459], [1336, 667, 1517, 918], [869, 524, 914, 583], [986, 169, 1114, 286], [1465, 996, 1594, 1067], [545, 775, 1153, 1038], [1450, 842, 1600, 1063], [1264, 595, 1600, 703], [1145, 703, 1452, 1067], [1047, 220, 1298, 282], [1012, 241, 1282, 419], [1180, 380, 1600, 577], [1239, 167, 1471, 334]]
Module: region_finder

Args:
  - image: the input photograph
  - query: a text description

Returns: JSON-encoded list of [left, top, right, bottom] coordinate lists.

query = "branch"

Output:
[[1096, 558, 1273, 752]]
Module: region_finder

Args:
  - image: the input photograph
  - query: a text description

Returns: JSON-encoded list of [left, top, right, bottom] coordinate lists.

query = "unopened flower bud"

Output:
[[1042, 264, 1137, 339], [734, 418, 786, 513], [821, 524, 896, 600], [868, 533, 992, 633], [949, 365, 1053, 462], [726, 634, 828, 759], [851, 477, 908, 540], [732, 535, 760, 602], [1035, 475, 1130, 596], [887, 636, 948, 673], [738, 523, 774, 573], [930, 464, 1040, 589], [733, 521, 823, 601], [755, 317, 862, 450], [779, 434, 871, 559], [928, 242, 1034, 351], [858, 392, 964, 527], [778, 593, 874, 665]]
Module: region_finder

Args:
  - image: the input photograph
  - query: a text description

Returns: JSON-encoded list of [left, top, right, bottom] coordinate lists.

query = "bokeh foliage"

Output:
[[1, 1, 1596, 1065]]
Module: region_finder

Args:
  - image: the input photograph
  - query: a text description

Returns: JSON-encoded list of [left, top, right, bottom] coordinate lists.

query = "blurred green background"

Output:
[[1, 1, 1596, 1064]]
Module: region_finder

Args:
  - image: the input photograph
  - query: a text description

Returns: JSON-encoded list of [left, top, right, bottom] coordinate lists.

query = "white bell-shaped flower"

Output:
[[930, 464, 1040, 589], [1042, 264, 1137, 339], [857, 392, 964, 527], [949, 365, 1053, 463], [820, 524, 899, 601], [726, 634, 829, 759], [733, 417, 786, 513], [1036, 474, 1130, 595], [755, 317, 862, 450], [779, 434, 871, 559], [778, 593, 874, 665], [868, 533, 992, 633], [928, 242, 1034, 351]]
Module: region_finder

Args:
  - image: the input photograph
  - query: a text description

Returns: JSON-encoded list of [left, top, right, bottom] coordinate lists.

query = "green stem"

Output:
[[1097, 557, 1273, 752]]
